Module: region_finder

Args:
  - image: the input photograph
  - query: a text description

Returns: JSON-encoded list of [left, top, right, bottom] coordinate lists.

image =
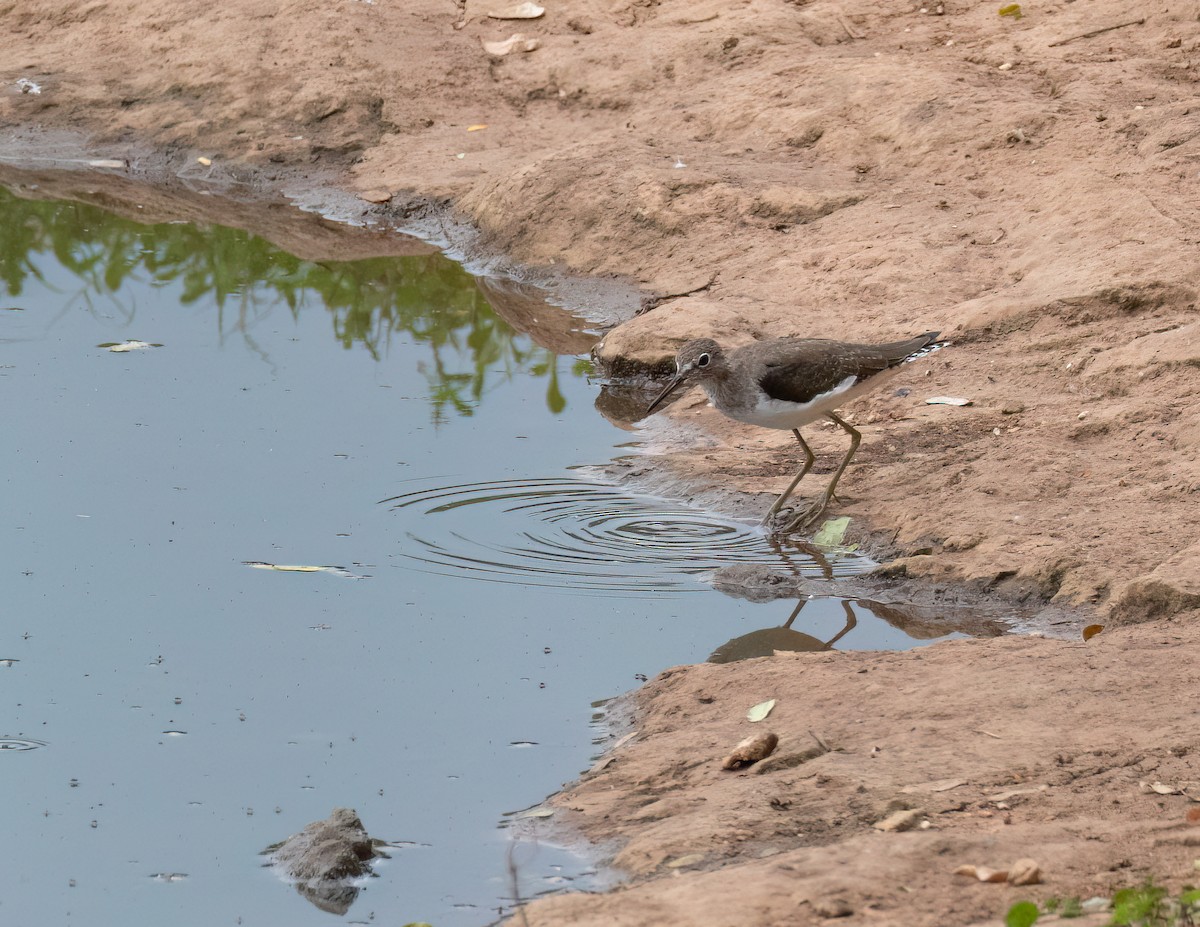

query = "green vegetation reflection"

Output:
[[0, 185, 589, 420]]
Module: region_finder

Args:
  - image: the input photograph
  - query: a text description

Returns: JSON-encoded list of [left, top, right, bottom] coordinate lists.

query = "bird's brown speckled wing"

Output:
[[750, 333, 939, 405]]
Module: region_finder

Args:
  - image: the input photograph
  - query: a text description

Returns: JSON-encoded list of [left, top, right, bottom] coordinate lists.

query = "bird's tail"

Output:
[[885, 330, 945, 366]]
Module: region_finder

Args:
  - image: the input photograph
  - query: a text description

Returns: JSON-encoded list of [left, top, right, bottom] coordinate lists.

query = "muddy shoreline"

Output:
[[4, 0, 1199, 923]]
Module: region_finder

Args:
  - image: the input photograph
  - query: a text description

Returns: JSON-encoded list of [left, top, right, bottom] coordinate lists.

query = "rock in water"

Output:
[[264, 808, 384, 914]]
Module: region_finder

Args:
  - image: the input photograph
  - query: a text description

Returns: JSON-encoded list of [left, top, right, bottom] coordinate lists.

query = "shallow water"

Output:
[[1, 185, 971, 926]]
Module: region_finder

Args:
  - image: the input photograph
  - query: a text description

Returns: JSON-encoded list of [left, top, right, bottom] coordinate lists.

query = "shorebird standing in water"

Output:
[[646, 332, 943, 533]]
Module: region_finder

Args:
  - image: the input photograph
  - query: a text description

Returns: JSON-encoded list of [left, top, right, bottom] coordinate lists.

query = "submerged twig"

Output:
[[507, 840, 531, 927], [1048, 17, 1145, 47]]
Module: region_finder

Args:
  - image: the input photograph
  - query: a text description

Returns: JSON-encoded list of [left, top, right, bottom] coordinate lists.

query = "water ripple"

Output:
[[381, 476, 865, 596], [0, 738, 47, 752]]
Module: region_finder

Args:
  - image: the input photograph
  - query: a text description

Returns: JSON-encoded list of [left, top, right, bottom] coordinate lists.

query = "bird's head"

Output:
[[646, 338, 726, 414]]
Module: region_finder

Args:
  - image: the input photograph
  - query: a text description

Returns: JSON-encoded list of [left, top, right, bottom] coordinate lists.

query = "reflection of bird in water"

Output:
[[708, 598, 857, 663], [647, 333, 944, 533]]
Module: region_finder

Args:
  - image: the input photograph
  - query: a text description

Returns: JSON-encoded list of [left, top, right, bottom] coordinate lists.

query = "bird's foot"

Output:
[[767, 499, 829, 535]]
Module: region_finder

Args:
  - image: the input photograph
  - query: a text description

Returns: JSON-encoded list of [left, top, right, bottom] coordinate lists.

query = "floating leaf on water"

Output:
[[747, 698, 776, 722], [926, 396, 973, 406], [509, 805, 554, 819], [243, 562, 369, 579], [998, 3, 1021, 17], [245, 562, 324, 573], [1082, 623, 1104, 641], [481, 33, 541, 55], [150, 872, 189, 882], [487, 2, 544, 19], [88, 159, 126, 169], [98, 340, 163, 352], [1, 306, 24, 311], [811, 516, 850, 549]]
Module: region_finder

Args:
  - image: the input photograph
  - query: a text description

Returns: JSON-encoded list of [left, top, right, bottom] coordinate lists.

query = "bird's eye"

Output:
[[697, 353, 711, 368]]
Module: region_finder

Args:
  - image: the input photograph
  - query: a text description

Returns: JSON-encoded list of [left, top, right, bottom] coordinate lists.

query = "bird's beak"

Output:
[[646, 372, 686, 415]]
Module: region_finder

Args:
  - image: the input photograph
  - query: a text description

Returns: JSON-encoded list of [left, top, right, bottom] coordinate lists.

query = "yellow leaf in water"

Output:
[[242, 562, 369, 579], [1083, 624, 1104, 641], [747, 699, 776, 723], [811, 517, 850, 549]]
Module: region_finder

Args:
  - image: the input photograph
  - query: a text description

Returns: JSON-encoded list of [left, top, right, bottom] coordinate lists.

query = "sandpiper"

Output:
[[646, 331, 943, 533]]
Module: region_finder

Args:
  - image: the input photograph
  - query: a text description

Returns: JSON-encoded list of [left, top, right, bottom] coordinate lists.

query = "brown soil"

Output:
[[3, 1, 1199, 923]]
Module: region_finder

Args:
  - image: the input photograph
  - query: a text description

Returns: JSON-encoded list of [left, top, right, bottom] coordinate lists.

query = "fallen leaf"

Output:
[[98, 340, 163, 352], [721, 732, 778, 770], [998, 3, 1021, 18], [954, 864, 1008, 882], [611, 731, 638, 751], [197, 156, 212, 166], [1187, 807, 1200, 824], [481, 33, 541, 55], [902, 778, 967, 794], [747, 699, 776, 722], [467, 124, 488, 132], [665, 853, 705, 869], [811, 516, 850, 549], [1142, 780, 1182, 795], [509, 806, 554, 819], [875, 809, 923, 832], [487, 2, 544, 19], [986, 785, 1047, 802], [1008, 858, 1041, 885], [88, 159, 126, 169], [925, 396, 973, 406], [1083, 623, 1104, 641], [242, 562, 369, 580]]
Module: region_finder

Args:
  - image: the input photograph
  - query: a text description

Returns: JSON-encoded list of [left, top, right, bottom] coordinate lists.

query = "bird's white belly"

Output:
[[710, 372, 895, 431]]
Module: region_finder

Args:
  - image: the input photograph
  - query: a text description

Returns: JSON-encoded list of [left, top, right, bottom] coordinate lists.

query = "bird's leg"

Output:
[[761, 428, 815, 525], [821, 412, 861, 505], [771, 413, 862, 534]]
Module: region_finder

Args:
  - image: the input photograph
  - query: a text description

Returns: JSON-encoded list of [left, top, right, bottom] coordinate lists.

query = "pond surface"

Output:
[[0, 183, 973, 926]]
